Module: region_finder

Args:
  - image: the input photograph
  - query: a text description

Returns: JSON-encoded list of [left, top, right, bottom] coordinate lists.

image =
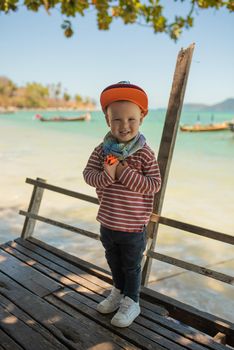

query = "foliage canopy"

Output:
[[1, 0, 233, 40]]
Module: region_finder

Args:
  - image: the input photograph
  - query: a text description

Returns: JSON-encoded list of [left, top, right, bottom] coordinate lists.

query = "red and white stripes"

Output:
[[83, 143, 161, 232]]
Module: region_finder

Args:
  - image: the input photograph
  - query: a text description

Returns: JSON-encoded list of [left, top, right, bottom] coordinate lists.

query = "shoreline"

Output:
[[0, 106, 99, 113], [1, 106, 234, 114]]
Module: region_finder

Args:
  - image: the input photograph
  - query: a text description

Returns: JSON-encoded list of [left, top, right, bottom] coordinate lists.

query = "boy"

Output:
[[83, 81, 161, 327]]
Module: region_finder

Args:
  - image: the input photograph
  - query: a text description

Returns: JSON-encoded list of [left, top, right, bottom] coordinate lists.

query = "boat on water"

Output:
[[180, 114, 231, 132], [180, 122, 229, 132], [35, 112, 91, 122], [180, 121, 229, 132]]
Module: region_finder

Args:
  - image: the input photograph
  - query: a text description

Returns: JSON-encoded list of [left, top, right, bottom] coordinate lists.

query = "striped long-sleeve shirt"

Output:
[[83, 142, 161, 232]]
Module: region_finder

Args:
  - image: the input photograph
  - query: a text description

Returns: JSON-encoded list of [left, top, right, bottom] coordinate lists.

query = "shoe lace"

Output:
[[118, 300, 131, 315]]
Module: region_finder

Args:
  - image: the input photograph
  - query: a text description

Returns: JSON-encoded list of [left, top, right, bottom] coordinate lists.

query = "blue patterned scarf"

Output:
[[103, 132, 146, 160]]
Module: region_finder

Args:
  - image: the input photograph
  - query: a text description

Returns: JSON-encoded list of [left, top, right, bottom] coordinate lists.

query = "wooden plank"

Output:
[[19, 210, 100, 240], [140, 298, 168, 317], [28, 236, 112, 280], [16, 238, 234, 345], [49, 289, 185, 350], [11, 238, 111, 290], [1, 243, 167, 322], [142, 43, 195, 285], [0, 329, 24, 350], [0, 272, 127, 350], [24, 238, 232, 330], [53, 288, 227, 350], [146, 250, 234, 284], [141, 286, 234, 347], [140, 309, 227, 350], [213, 333, 226, 345], [24, 238, 234, 346], [3, 242, 225, 350], [2, 243, 185, 350], [21, 178, 46, 239], [13, 238, 168, 316], [150, 214, 234, 245], [0, 248, 62, 297], [24, 236, 234, 343], [0, 302, 66, 350], [135, 316, 217, 350], [46, 294, 152, 350], [4, 240, 168, 318], [25, 177, 99, 205], [0, 294, 68, 350], [0, 287, 137, 350], [1, 241, 108, 304], [0, 241, 229, 349], [43, 295, 140, 350], [51, 289, 211, 350]]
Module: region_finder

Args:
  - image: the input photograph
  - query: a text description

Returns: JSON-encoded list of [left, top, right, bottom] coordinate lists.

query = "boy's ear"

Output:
[[139, 112, 144, 125], [105, 114, 111, 127]]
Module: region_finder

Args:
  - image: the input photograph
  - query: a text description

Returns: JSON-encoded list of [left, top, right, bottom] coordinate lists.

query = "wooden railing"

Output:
[[20, 177, 234, 287]]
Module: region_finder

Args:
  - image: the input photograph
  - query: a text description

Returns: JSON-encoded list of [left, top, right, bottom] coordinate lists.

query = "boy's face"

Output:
[[106, 101, 144, 143]]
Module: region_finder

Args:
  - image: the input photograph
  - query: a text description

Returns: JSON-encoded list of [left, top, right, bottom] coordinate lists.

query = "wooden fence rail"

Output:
[[20, 177, 234, 286], [20, 210, 100, 241], [146, 251, 233, 285], [25, 177, 99, 204], [150, 213, 234, 245]]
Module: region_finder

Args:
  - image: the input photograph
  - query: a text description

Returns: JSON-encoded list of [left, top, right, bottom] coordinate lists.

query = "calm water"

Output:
[[0, 110, 234, 321]]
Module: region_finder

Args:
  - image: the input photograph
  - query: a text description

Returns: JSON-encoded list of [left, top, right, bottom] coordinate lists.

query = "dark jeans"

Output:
[[100, 225, 147, 302]]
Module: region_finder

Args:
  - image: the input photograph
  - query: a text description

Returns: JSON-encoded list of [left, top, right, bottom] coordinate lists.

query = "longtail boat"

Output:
[[35, 113, 91, 122], [180, 121, 229, 132]]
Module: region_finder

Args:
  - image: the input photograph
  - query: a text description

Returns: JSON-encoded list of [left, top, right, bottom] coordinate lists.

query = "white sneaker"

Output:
[[97, 287, 123, 314], [111, 296, 140, 327]]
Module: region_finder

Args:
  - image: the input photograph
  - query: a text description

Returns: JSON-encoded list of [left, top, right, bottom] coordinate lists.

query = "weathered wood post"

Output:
[[142, 43, 195, 286], [21, 177, 46, 239]]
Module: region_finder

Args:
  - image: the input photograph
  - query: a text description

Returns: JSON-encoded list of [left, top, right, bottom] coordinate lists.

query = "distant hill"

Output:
[[182, 98, 234, 112]]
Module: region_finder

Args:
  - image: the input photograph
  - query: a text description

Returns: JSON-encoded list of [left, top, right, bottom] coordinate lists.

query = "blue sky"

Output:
[[0, 3, 233, 108]]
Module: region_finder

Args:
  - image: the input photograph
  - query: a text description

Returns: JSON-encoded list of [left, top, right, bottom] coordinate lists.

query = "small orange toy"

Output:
[[105, 154, 118, 165]]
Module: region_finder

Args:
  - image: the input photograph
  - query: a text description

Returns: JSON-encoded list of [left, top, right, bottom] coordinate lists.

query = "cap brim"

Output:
[[100, 87, 148, 116]]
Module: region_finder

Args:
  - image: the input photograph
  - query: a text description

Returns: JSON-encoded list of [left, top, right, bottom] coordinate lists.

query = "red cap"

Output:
[[100, 81, 148, 116]]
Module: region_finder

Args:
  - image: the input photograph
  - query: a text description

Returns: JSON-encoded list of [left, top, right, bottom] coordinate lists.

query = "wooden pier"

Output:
[[1, 45, 233, 349], [0, 236, 233, 350]]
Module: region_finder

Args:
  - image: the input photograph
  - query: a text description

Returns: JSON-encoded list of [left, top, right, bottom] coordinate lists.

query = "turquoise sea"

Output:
[[0, 109, 234, 322]]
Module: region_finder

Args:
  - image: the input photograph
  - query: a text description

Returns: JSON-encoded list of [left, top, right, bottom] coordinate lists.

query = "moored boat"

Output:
[[35, 113, 91, 122], [180, 121, 229, 132]]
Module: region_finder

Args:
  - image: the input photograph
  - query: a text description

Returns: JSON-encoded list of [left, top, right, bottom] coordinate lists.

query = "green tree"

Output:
[[63, 92, 71, 101], [24, 82, 49, 108], [75, 94, 83, 103], [0, 76, 17, 97], [0, 0, 233, 40]]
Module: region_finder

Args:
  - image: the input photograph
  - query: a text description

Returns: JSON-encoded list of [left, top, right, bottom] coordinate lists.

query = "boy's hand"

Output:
[[116, 161, 128, 179], [104, 160, 119, 180]]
